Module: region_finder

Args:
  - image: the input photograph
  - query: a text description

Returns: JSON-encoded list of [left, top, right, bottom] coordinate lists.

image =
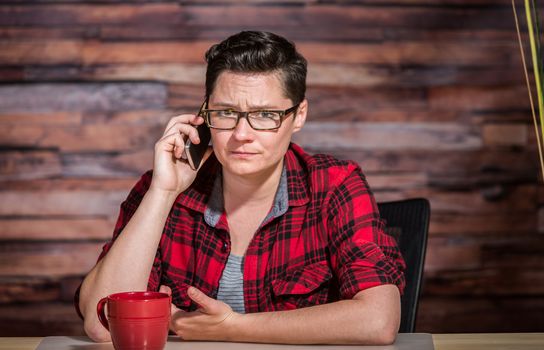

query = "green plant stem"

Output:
[[525, 0, 544, 152]]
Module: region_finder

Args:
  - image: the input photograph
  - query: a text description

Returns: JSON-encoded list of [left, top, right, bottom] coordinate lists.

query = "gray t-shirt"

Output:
[[216, 253, 245, 313]]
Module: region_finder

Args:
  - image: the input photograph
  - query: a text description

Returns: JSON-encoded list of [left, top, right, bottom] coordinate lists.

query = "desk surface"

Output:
[[1, 333, 543, 350]]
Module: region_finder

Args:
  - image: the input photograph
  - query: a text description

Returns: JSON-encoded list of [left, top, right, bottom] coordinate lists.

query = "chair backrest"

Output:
[[377, 198, 430, 333]]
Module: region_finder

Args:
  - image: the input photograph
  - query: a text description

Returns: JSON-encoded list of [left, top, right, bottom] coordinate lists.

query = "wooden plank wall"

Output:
[[1, 0, 543, 336]]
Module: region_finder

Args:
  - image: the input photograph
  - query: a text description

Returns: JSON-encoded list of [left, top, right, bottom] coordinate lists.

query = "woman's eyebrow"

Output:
[[210, 102, 279, 110]]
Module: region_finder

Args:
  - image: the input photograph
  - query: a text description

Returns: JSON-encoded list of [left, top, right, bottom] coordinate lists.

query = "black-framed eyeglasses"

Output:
[[199, 101, 300, 131]]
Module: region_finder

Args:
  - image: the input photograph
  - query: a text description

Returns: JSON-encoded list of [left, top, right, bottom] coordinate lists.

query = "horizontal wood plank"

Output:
[[0, 218, 115, 240], [429, 212, 537, 235], [366, 172, 428, 190], [0, 189, 127, 216], [0, 123, 163, 151], [0, 151, 62, 181], [0, 178, 136, 191], [425, 235, 544, 272], [0, 276, 83, 303], [292, 122, 482, 151], [61, 150, 153, 178], [0, 4, 516, 32], [0, 242, 104, 277], [483, 123, 529, 147], [0, 277, 60, 303], [322, 149, 538, 175], [0, 303, 84, 336], [0, 112, 82, 125], [2, 63, 523, 89], [0, 83, 167, 113], [424, 268, 544, 296], [374, 185, 537, 214], [0, 40, 520, 66], [425, 238, 481, 272], [86, 63, 206, 85], [0, 17, 521, 42], [417, 296, 544, 333], [429, 86, 530, 111]]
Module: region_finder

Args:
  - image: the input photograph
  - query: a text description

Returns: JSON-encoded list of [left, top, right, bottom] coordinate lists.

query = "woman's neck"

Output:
[[222, 160, 284, 211]]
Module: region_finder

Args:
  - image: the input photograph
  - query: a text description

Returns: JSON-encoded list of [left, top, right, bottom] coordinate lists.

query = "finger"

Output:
[[169, 303, 185, 337], [156, 131, 187, 160], [163, 115, 206, 139], [163, 122, 202, 145], [170, 303, 180, 317], [163, 114, 200, 134], [159, 285, 172, 296], [187, 286, 222, 314], [174, 132, 186, 159]]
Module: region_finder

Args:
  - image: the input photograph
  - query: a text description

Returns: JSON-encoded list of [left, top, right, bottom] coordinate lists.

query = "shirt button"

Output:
[[221, 242, 228, 253]]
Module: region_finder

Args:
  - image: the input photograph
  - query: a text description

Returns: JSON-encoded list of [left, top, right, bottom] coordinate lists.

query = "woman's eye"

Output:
[[219, 110, 236, 117], [258, 112, 277, 119]]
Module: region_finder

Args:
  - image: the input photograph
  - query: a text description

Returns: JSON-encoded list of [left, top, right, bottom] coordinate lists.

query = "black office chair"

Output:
[[377, 198, 430, 333]]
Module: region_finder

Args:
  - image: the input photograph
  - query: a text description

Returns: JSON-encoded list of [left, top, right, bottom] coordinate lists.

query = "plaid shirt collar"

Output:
[[203, 166, 289, 228], [177, 144, 310, 218]]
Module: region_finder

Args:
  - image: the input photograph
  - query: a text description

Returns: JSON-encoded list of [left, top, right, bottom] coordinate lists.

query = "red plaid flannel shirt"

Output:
[[81, 143, 405, 314]]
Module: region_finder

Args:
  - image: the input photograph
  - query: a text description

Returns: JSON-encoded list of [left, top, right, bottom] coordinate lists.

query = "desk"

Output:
[[0, 333, 543, 350]]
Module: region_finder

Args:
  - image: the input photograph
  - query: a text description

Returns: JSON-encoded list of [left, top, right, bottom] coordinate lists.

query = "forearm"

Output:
[[79, 188, 178, 340], [231, 286, 400, 345]]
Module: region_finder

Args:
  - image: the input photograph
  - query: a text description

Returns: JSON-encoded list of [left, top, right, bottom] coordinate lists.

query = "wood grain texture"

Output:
[[0, 40, 519, 66], [292, 122, 482, 151], [417, 297, 544, 333], [0, 4, 516, 31], [0, 303, 85, 337], [0, 242, 104, 277], [6, 62, 523, 88], [0, 151, 62, 180], [0, 218, 115, 240], [0, 83, 167, 113], [0, 0, 541, 336], [0, 189, 127, 216]]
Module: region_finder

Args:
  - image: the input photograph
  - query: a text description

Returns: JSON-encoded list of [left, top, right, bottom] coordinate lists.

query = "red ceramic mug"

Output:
[[97, 291, 171, 350]]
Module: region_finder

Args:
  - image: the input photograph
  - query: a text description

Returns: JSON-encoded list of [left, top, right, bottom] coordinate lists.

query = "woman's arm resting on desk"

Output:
[[79, 188, 179, 342], [77, 114, 213, 342], [165, 283, 400, 345]]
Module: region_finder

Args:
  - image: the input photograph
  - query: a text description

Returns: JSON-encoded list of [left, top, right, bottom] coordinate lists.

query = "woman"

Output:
[[77, 31, 405, 345]]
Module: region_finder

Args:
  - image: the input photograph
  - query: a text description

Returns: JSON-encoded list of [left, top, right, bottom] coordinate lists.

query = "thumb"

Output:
[[168, 301, 184, 335], [187, 286, 221, 314], [170, 301, 181, 317], [159, 285, 172, 296]]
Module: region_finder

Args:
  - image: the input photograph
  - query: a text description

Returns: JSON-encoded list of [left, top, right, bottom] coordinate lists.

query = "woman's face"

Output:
[[209, 71, 307, 180]]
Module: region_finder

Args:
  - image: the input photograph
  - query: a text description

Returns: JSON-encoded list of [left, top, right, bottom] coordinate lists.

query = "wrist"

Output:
[[146, 186, 180, 204], [225, 312, 246, 342]]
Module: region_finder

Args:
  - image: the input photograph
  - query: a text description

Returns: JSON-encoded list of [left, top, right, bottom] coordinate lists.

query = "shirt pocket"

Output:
[[270, 260, 333, 310]]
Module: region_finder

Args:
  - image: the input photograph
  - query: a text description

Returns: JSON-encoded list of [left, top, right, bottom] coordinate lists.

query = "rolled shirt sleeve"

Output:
[[326, 165, 406, 299]]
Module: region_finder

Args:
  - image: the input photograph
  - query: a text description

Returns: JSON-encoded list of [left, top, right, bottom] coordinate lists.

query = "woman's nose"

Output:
[[231, 116, 255, 141]]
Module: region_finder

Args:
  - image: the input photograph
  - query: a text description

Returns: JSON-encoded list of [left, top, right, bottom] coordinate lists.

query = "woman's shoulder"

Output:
[[286, 144, 367, 197], [289, 144, 363, 179]]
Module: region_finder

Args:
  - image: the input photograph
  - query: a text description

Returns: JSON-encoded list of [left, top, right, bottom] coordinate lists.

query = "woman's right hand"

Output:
[[150, 113, 213, 195]]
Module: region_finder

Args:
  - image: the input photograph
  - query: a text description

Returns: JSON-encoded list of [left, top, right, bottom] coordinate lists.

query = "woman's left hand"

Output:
[[159, 285, 240, 341]]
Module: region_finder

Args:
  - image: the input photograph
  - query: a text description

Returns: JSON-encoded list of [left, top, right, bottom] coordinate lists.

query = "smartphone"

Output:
[[184, 104, 211, 170]]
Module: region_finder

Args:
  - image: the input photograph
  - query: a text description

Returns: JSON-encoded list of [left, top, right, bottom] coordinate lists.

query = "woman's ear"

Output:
[[292, 99, 308, 133]]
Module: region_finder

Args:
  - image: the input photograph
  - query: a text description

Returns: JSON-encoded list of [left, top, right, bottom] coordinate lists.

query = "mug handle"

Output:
[[96, 297, 110, 331]]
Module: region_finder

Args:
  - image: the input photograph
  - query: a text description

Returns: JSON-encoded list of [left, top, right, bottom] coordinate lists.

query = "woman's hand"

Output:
[[150, 113, 213, 195], [159, 285, 240, 341]]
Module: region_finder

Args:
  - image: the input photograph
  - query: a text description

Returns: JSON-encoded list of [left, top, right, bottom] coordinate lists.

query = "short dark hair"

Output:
[[205, 31, 307, 104]]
